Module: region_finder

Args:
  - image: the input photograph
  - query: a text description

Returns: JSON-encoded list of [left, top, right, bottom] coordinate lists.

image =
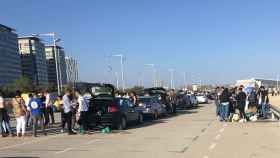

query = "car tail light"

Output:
[[108, 104, 119, 113]]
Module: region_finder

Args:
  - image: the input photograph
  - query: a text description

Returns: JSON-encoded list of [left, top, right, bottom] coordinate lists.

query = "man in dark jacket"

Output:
[[236, 87, 247, 120]]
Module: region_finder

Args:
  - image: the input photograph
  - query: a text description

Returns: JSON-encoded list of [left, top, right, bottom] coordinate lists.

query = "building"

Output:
[[0, 24, 22, 86], [45, 45, 67, 86], [18, 36, 48, 86], [65, 56, 78, 86]]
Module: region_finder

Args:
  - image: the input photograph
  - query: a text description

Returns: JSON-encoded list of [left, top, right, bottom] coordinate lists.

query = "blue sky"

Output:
[[1, 0, 280, 87]]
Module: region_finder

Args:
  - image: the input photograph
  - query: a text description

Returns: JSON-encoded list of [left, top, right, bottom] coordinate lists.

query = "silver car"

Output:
[[137, 96, 167, 119]]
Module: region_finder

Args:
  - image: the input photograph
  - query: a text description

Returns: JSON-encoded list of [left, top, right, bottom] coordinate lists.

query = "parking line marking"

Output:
[[203, 156, 209, 158], [209, 143, 217, 150], [215, 134, 221, 140], [55, 148, 73, 154], [219, 128, 225, 133], [84, 139, 102, 145]]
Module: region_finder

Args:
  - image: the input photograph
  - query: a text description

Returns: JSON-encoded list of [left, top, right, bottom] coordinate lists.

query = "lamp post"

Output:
[[168, 68, 174, 89], [112, 54, 125, 91], [145, 64, 156, 87], [115, 72, 119, 90], [33, 33, 62, 95]]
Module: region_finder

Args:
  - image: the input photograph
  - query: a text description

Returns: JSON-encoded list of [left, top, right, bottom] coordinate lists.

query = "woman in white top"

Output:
[[75, 90, 89, 135]]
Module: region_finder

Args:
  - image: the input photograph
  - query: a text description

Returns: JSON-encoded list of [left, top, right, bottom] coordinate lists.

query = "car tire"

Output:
[[154, 111, 159, 120], [138, 113, 144, 124], [118, 116, 127, 130]]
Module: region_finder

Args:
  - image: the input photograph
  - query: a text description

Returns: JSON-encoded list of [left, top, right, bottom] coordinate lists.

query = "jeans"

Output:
[[32, 115, 45, 137], [79, 111, 88, 132], [260, 102, 267, 118], [46, 106, 55, 124], [215, 100, 220, 116], [220, 102, 229, 121], [62, 112, 72, 134]]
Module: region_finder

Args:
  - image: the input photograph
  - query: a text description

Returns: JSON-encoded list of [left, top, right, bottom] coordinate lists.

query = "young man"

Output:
[[44, 90, 55, 124], [75, 90, 89, 135], [236, 87, 247, 120], [257, 86, 269, 118], [28, 93, 46, 137], [62, 90, 76, 135]]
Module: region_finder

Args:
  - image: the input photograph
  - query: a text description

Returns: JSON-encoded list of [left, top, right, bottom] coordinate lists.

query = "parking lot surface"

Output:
[[1, 103, 280, 158]]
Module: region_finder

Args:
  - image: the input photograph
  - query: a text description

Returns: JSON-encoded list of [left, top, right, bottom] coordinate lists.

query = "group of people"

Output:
[[215, 85, 269, 122], [0, 89, 89, 137]]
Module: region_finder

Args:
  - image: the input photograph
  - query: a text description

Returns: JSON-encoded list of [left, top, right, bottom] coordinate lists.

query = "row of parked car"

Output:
[[83, 83, 210, 130]]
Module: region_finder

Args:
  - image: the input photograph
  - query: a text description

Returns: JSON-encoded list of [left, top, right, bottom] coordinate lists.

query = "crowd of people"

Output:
[[214, 85, 270, 122], [0, 89, 89, 138]]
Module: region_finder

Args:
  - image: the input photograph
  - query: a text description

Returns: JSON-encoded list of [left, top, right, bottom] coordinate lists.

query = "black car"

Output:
[[87, 83, 143, 130]]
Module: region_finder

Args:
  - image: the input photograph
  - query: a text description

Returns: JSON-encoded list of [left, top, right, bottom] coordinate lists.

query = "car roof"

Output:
[[138, 96, 155, 99]]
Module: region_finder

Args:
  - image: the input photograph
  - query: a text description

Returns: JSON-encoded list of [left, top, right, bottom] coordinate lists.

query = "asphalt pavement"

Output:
[[1, 103, 280, 158]]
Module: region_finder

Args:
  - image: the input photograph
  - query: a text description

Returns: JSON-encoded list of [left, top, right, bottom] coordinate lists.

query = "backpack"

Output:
[[248, 92, 257, 103]]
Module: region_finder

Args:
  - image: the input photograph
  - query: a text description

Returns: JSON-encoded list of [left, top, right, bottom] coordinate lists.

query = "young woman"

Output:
[[13, 91, 27, 137]]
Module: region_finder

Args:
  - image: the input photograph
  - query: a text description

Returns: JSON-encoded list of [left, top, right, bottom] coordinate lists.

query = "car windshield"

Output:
[[91, 86, 113, 95]]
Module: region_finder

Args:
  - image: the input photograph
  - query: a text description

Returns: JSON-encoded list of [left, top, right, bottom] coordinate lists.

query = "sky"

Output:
[[1, 0, 280, 87]]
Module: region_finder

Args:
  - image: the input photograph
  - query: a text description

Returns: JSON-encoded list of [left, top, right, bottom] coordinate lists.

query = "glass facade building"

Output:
[[0, 24, 22, 86], [45, 45, 67, 86], [18, 36, 48, 86]]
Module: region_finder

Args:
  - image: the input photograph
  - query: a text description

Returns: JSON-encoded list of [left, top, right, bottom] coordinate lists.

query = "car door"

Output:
[[121, 99, 136, 122], [127, 99, 139, 121]]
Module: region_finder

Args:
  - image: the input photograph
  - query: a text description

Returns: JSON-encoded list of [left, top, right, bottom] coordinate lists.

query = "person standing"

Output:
[[257, 86, 269, 118], [12, 91, 27, 137], [215, 87, 221, 117], [0, 91, 6, 137], [39, 92, 49, 128], [28, 93, 46, 137], [219, 88, 231, 122], [236, 87, 247, 121], [44, 90, 55, 124], [248, 87, 258, 113], [62, 90, 76, 135], [75, 90, 89, 135]]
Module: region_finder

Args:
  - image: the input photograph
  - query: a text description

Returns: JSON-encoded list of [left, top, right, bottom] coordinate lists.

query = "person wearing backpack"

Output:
[[12, 91, 27, 137]]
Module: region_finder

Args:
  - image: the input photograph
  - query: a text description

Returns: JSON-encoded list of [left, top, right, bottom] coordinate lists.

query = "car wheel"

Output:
[[154, 111, 159, 120], [118, 116, 127, 130], [138, 113, 144, 124]]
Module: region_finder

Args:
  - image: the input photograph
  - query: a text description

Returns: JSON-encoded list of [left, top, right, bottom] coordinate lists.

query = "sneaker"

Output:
[[61, 129, 64, 133]]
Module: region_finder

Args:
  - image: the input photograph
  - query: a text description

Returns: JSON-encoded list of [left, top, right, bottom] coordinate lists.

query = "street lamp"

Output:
[[168, 68, 175, 89], [145, 64, 157, 87], [33, 33, 62, 95], [112, 54, 125, 91]]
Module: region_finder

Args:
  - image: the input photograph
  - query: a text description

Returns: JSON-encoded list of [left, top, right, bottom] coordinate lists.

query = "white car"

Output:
[[196, 95, 208, 104]]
